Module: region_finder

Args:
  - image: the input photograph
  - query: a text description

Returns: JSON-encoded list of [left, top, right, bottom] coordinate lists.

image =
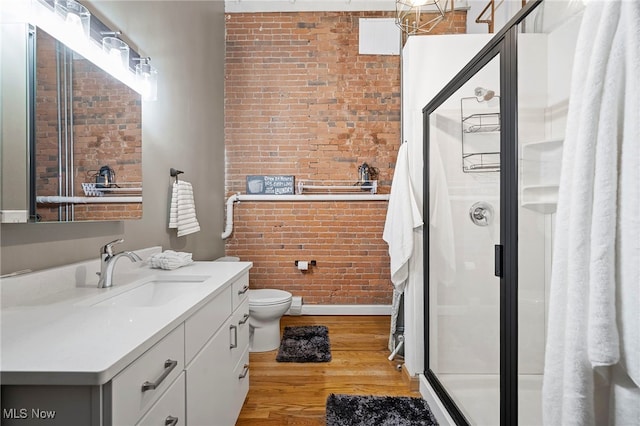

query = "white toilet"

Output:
[[248, 289, 292, 352]]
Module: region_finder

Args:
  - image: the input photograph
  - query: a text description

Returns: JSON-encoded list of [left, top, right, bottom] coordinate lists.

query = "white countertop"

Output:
[[0, 261, 252, 386]]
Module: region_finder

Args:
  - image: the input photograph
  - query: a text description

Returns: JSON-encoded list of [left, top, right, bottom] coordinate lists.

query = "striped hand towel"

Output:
[[168, 181, 200, 237]]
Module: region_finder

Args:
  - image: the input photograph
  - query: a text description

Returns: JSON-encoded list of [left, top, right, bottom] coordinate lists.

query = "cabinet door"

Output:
[[136, 373, 185, 426], [185, 319, 234, 426], [185, 286, 232, 364]]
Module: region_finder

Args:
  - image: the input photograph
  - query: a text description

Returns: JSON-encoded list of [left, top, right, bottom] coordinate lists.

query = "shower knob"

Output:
[[469, 201, 494, 226]]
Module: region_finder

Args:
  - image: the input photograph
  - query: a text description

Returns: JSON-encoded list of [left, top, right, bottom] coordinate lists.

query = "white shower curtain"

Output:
[[542, 1, 640, 425]]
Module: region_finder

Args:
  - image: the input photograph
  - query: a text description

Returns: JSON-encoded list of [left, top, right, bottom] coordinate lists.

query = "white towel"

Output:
[[383, 142, 423, 293], [542, 2, 640, 425], [169, 183, 179, 228], [543, 3, 614, 424], [616, 0, 640, 391], [148, 250, 193, 270], [168, 181, 201, 237]]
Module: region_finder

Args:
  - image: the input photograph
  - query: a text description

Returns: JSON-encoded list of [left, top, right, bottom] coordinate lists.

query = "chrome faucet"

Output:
[[98, 239, 142, 288]]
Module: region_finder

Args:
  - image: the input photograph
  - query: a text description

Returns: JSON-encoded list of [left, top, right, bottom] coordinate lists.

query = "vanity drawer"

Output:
[[231, 272, 249, 311], [136, 372, 185, 426], [185, 285, 232, 364], [109, 324, 185, 426]]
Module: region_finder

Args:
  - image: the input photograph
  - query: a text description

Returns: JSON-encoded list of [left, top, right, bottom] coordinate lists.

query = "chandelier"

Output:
[[395, 0, 450, 35]]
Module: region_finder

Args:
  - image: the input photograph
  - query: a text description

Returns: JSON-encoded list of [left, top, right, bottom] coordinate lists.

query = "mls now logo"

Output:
[[3, 408, 56, 419]]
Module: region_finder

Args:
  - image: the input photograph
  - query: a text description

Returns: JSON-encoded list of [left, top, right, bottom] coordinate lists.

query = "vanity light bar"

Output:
[[27, 0, 145, 95]]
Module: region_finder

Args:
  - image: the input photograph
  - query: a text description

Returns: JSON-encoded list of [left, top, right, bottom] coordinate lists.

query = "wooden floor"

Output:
[[236, 315, 419, 425]]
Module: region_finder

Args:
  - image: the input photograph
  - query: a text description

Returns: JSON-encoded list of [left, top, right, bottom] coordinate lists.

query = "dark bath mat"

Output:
[[276, 325, 332, 362], [325, 394, 439, 426]]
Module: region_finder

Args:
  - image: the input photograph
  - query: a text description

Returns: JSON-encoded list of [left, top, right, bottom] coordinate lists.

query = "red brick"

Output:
[[225, 11, 465, 305]]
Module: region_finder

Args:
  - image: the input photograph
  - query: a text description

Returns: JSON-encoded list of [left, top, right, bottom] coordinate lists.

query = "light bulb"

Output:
[[135, 60, 158, 101], [109, 48, 122, 65]]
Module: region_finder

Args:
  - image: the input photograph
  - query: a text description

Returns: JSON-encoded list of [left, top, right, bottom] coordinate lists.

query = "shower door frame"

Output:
[[421, 1, 543, 425]]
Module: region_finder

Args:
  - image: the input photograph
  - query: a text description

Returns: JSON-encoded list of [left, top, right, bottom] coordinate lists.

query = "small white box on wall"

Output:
[[359, 18, 400, 56], [0, 210, 28, 223]]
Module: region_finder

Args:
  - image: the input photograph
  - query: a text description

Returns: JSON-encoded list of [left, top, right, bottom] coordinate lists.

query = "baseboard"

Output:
[[286, 304, 391, 316], [402, 363, 420, 392], [419, 374, 455, 426]]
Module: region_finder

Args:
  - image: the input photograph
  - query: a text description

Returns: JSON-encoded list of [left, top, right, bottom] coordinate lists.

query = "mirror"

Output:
[[30, 27, 142, 222]]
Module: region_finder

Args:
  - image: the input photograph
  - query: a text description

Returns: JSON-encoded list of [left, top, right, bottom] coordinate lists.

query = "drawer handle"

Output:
[[239, 313, 250, 325], [165, 416, 179, 426], [230, 324, 238, 349], [141, 359, 178, 392], [238, 285, 249, 295], [238, 364, 249, 379]]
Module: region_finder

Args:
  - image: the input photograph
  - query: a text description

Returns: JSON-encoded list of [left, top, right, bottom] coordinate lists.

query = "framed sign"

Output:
[[246, 175, 295, 195]]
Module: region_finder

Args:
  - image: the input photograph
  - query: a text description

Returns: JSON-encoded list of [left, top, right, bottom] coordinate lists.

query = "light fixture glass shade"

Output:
[[102, 37, 130, 70], [54, 0, 91, 39], [395, 0, 446, 35], [135, 60, 158, 101]]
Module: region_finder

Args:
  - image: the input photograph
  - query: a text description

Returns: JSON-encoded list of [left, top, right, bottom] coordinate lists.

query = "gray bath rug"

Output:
[[275, 325, 332, 362], [325, 394, 439, 426]]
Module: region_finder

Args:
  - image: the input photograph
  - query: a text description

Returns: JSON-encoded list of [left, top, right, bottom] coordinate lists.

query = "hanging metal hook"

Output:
[[170, 168, 184, 183]]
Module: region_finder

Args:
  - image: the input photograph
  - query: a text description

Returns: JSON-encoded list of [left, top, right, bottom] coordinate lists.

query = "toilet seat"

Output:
[[249, 289, 292, 306]]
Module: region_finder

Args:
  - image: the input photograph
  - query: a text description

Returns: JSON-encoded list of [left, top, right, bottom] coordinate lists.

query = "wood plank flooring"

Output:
[[236, 315, 419, 425]]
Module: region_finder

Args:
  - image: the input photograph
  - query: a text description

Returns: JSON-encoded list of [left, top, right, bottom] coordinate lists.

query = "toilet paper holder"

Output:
[[294, 260, 316, 270]]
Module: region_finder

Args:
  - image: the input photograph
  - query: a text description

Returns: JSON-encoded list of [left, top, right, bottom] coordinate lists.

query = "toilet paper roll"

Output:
[[297, 261, 309, 271]]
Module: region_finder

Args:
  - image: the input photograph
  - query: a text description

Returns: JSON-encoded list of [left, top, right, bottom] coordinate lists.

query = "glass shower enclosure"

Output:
[[422, 1, 584, 424]]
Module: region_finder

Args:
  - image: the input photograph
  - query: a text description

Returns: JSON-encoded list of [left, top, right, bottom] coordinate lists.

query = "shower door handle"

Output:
[[495, 245, 503, 277]]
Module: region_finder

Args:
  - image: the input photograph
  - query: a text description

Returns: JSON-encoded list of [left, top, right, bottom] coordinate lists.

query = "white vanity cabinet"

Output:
[[0, 264, 251, 426], [185, 273, 250, 426]]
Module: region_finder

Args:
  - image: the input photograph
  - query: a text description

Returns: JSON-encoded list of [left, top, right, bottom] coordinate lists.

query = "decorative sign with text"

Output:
[[246, 175, 295, 195]]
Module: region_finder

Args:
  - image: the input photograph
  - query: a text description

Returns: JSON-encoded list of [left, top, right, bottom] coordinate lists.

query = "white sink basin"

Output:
[[87, 275, 209, 308]]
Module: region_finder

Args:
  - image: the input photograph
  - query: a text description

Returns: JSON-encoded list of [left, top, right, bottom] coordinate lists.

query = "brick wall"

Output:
[[225, 11, 466, 305], [35, 30, 142, 221]]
